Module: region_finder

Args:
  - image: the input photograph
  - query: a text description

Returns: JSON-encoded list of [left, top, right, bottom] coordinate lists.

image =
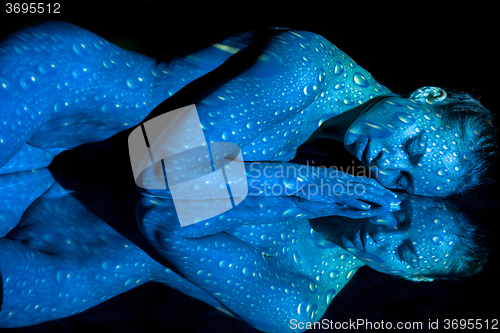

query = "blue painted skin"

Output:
[[0, 175, 232, 328], [0, 21, 477, 330], [344, 94, 464, 197], [0, 171, 460, 331], [0, 21, 414, 211]]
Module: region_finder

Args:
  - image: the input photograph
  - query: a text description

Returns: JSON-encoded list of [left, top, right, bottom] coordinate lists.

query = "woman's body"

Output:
[[3, 21, 495, 202], [0, 22, 407, 208], [0, 21, 390, 162], [0, 168, 462, 332], [0, 169, 368, 330]]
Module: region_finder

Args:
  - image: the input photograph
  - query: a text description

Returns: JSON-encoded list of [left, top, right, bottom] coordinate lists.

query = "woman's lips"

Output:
[[342, 226, 373, 252], [355, 138, 369, 164]]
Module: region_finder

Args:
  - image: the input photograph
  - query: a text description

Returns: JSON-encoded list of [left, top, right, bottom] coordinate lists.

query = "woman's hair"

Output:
[[402, 196, 493, 281], [433, 91, 499, 196]]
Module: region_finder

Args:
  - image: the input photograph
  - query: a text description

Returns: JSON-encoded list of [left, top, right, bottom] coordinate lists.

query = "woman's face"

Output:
[[341, 195, 457, 277], [344, 97, 463, 197]]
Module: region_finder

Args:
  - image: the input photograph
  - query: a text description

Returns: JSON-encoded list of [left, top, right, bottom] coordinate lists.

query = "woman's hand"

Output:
[[291, 196, 396, 219], [246, 162, 400, 210], [292, 171, 401, 210]]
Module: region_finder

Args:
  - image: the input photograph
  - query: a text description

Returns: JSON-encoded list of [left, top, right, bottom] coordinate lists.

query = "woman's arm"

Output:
[[138, 156, 400, 211], [137, 198, 341, 333], [0, 21, 261, 171]]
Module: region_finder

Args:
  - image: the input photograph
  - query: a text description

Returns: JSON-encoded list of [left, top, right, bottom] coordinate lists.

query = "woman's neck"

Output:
[[318, 95, 393, 143]]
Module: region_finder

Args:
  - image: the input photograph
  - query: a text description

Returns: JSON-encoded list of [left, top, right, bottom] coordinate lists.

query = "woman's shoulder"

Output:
[[261, 28, 368, 84]]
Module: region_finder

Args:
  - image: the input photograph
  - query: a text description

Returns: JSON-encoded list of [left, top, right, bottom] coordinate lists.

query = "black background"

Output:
[[1, 1, 499, 332]]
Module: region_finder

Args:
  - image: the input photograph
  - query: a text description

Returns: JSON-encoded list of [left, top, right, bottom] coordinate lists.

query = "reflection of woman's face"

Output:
[[341, 196, 457, 277], [344, 98, 462, 197]]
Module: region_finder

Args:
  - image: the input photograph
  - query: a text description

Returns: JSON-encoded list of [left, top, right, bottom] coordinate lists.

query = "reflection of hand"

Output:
[[291, 196, 393, 219], [293, 172, 400, 210]]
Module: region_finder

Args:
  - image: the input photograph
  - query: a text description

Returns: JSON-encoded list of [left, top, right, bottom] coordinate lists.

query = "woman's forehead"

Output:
[[410, 131, 463, 195], [381, 98, 465, 196]]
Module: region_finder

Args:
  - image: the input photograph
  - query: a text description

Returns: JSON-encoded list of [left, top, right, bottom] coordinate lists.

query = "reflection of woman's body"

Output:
[[137, 193, 484, 332], [0, 170, 481, 331], [1, 22, 495, 204]]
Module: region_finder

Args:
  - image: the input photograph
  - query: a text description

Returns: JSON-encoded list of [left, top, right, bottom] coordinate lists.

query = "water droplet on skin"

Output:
[[326, 289, 336, 304], [318, 71, 326, 83], [437, 167, 449, 177], [72, 39, 88, 57], [20, 72, 37, 89], [346, 267, 357, 280], [353, 72, 369, 87], [103, 59, 117, 69], [436, 184, 446, 191], [297, 301, 311, 315], [57, 80, 70, 90], [202, 95, 231, 107], [54, 100, 71, 113], [303, 84, 317, 96], [318, 113, 336, 126], [394, 112, 415, 125], [329, 270, 339, 279], [101, 101, 121, 113], [56, 269, 71, 282], [135, 101, 147, 109], [15, 105, 28, 117], [93, 40, 104, 50], [219, 260, 228, 269], [33, 44, 44, 53], [71, 65, 90, 79], [222, 129, 236, 141], [38, 62, 55, 74], [424, 114, 434, 121], [334, 61, 344, 76], [432, 236, 444, 246], [246, 121, 257, 129], [349, 120, 391, 139], [343, 98, 353, 105], [0, 78, 9, 92], [126, 75, 145, 90], [334, 83, 345, 90]]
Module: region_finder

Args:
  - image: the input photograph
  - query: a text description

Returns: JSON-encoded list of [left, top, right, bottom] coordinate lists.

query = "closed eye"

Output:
[[404, 133, 427, 165], [404, 136, 418, 155], [397, 239, 419, 268], [395, 171, 411, 190], [395, 209, 411, 229]]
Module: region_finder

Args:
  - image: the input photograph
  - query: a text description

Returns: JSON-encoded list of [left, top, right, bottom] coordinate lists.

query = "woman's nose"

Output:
[[375, 150, 410, 171], [372, 229, 407, 245]]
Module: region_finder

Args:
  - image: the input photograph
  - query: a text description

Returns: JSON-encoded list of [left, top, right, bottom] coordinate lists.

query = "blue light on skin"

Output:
[[137, 193, 463, 331], [331, 193, 459, 281], [344, 90, 463, 197], [1, 21, 401, 210], [0, 172, 467, 331], [0, 178, 232, 328]]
